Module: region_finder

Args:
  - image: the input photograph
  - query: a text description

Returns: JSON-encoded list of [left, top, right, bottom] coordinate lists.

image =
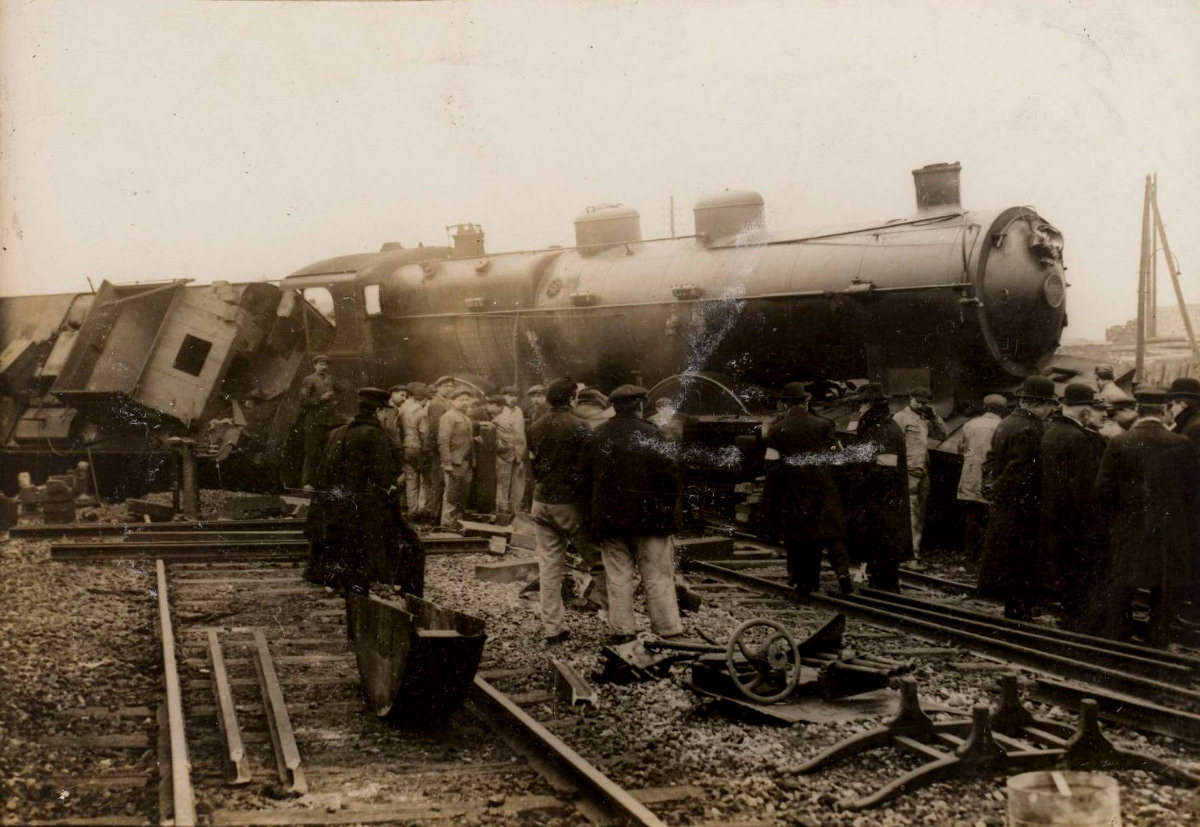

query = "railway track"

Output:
[[684, 554, 1200, 745], [90, 547, 674, 825]]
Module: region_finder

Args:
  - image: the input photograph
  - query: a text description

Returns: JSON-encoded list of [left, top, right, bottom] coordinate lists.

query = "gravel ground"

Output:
[[3, 496, 1200, 825]]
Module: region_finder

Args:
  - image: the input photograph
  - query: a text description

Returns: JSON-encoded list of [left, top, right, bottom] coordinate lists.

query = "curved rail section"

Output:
[[465, 676, 667, 827], [685, 559, 1200, 743], [155, 559, 196, 827]]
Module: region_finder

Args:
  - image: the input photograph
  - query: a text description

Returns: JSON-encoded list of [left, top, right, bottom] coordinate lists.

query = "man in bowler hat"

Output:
[[977, 375, 1057, 620], [762, 382, 854, 597]]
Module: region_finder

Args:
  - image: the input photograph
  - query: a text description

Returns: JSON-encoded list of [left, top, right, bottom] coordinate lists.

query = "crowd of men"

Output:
[[971, 370, 1200, 647], [299, 364, 686, 645], [295, 351, 1200, 649]]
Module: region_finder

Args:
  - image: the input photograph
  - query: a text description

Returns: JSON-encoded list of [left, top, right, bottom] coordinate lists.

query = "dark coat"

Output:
[[529, 407, 591, 504], [304, 413, 423, 595], [1095, 419, 1199, 591], [977, 408, 1045, 600], [1037, 413, 1106, 596], [843, 404, 910, 566], [583, 413, 679, 538], [762, 406, 846, 542], [1175, 403, 1200, 448]]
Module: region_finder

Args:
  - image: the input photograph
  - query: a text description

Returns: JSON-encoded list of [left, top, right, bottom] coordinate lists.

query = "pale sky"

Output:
[[1, 0, 1197, 341]]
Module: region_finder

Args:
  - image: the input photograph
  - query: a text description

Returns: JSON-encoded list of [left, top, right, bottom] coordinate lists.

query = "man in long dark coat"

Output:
[[1037, 382, 1107, 632], [582, 385, 685, 642], [977, 375, 1057, 620], [1096, 387, 1200, 646], [304, 387, 424, 597], [1167, 376, 1200, 620], [763, 382, 853, 597], [844, 382, 909, 592]]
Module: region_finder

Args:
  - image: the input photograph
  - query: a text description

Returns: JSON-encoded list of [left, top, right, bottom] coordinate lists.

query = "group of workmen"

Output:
[[962, 369, 1200, 647], [298, 358, 685, 644]]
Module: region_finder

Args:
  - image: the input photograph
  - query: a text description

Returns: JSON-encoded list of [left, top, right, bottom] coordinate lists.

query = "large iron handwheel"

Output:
[[724, 618, 800, 703]]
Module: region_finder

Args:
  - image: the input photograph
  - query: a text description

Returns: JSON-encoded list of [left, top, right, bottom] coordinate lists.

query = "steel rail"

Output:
[[685, 561, 1200, 715], [1033, 677, 1200, 745], [852, 586, 1200, 680], [50, 535, 491, 562], [156, 559, 196, 826], [10, 518, 306, 538], [465, 676, 667, 826]]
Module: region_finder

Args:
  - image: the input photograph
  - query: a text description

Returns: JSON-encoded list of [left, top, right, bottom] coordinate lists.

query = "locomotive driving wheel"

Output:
[[724, 618, 801, 703]]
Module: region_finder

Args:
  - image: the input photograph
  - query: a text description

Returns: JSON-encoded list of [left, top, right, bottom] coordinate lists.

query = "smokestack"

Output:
[[912, 162, 962, 214]]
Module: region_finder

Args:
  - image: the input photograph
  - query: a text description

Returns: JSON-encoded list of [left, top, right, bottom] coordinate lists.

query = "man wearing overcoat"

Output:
[[977, 375, 1056, 620], [1095, 387, 1200, 646], [1038, 382, 1107, 632], [762, 382, 854, 597], [583, 385, 685, 642], [437, 388, 477, 529]]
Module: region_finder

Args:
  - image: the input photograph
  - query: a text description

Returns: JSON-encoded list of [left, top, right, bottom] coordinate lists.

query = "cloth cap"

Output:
[[409, 385, 431, 400], [908, 386, 933, 402], [311, 353, 330, 366], [1095, 364, 1115, 379], [525, 384, 546, 396], [499, 385, 518, 396], [433, 375, 456, 388], [1062, 382, 1104, 408], [449, 387, 475, 400], [357, 387, 390, 406], [388, 384, 407, 395], [576, 388, 609, 406], [545, 378, 576, 406], [1133, 386, 1169, 405], [1168, 376, 1200, 401], [856, 382, 887, 404], [983, 393, 1008, 409], [609, 384, 648, 404], [1018, 375, 1056, 401], [778, 382, 810, 402], [485, 394, 506, 405]]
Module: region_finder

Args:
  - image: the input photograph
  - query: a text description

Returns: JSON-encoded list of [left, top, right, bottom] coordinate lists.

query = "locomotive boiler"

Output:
[[297, 163, 1067, 408]]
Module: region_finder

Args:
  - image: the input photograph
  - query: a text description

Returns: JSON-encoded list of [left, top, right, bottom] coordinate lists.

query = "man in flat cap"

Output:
[[763, 382, 854, 597], [843, 383, 909, 592], [583, 384, 685, 641], [528, 377, 592, 643], [425, 376, 458, 516], [297, 353, 345, 490], [978, 375, 1057, 620], [399, 383, 431, 522], [891, 386, 947, 559], [573, 386, 615, 431], [304, 387, 423, 598], [1038, 383, 1108, 632], [437, 387, 477, 529], [956, 394, 1007, 560], [1096, 390, 1138, 440], [490, 388, 527, 521], [1095, 387, 1199, 646]]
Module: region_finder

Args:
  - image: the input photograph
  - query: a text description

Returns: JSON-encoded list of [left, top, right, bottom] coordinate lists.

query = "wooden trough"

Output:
[[347, 593, 487, 725]]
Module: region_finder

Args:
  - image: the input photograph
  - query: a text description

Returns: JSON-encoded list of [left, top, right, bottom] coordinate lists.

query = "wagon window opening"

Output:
[[302, 287, 336, 326], [363, 284, 382, 318], [173, 334, 212, 377]]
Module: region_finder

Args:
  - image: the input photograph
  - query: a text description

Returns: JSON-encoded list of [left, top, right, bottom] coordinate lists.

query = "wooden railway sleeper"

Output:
[[252, 629, 307, 795], [207, 630, 251, 785]]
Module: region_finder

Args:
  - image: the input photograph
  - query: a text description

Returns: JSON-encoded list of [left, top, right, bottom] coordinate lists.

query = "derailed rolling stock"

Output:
[[299, 163, 1066, 410], [0, 279, 334, 496]]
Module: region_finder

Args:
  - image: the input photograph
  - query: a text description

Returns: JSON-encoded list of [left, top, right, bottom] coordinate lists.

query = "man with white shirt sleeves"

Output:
[[491, 387, 528, 520], [892, 386, 947, 557], [956, 394, 1006, 560]]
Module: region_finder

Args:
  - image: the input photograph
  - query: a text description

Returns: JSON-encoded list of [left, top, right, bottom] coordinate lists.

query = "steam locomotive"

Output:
[[0, 162, 1068, 501]]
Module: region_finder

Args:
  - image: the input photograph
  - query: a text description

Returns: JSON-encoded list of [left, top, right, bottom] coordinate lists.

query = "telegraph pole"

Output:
[[1135, 175, 1151, 382]]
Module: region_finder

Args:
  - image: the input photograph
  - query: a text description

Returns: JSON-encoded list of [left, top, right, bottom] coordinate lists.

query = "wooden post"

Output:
[[1151, 182, 1200, 360], [1135, 175, 1152, 383], [1148, 174, 1158, 337]]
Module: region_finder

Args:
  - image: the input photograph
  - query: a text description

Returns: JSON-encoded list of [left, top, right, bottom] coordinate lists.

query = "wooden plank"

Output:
[[252, 629, 307, 795], [39, 734, 150, 749], [207, 630, 251, 785], [210, 795, 571, 826], [631, 785, 705, 804], [58, 707, 155, 718]]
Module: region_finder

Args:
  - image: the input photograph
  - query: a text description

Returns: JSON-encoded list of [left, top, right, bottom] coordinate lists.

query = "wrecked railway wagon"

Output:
[[0, 279, 332, 496]]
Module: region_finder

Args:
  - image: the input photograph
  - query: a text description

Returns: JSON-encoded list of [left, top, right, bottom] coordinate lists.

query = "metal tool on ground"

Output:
[[789, 675, 1198, 810]]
